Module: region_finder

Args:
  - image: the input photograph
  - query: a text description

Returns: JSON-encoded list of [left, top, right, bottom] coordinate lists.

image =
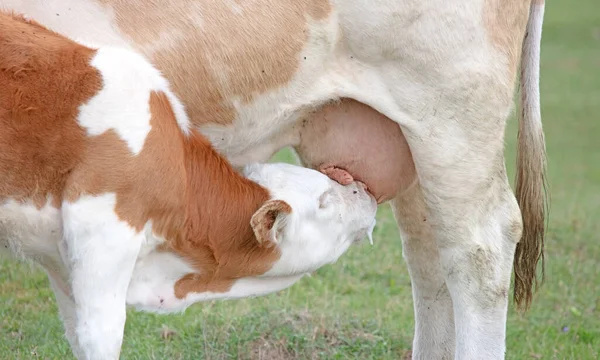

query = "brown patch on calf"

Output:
[[483, 0, 531, 82], [66, 92, 285, 297], [1, 13, 286, 299], [100, 0, 332, 126], [0, 12, 101, 208]]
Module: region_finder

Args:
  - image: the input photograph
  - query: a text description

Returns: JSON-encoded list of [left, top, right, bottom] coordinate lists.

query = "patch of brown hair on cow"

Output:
[[0, 11, 101, 208], [483, 0, 531, 83], [99, 0, 332, 126], [64, 91, 282, 298]]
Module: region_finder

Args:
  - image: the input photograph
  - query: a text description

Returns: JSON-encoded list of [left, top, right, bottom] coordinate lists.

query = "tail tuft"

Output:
[[513, 1, 547, 311]]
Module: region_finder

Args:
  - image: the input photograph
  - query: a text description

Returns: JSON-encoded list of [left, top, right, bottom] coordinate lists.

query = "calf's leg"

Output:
[[47, 273, 86, 359], [61, 194, 143, 360]]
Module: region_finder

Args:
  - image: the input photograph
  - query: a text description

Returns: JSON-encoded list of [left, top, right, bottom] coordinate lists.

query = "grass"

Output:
[[1, 1, 599, 359]]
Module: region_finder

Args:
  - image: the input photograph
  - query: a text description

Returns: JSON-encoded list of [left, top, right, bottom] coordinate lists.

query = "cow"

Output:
[[0, 12, 378, 359], [1, 0, 548, 359]]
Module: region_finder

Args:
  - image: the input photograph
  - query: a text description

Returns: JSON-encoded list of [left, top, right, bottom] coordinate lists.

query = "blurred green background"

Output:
[[1, 1, 599, 359]]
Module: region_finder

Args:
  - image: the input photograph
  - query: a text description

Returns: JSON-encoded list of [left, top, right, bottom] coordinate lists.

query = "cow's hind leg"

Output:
[[391, 182, 455, 359], [426, 165, 521, 359], [394, 88, 524, 359]]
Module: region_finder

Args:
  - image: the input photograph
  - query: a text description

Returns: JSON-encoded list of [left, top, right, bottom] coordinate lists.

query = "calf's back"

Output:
[[0, 13, 100, 207]]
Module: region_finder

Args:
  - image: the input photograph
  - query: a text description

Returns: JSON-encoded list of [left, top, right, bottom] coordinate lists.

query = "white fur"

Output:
[[47, 274, 86, 359], [1, 0, 546, 359], [126, 250, 196, 313], [245, 163, 377, 276], [79, 47, 190, 154], [60, 194, 143, 360], [183, 275, 305, 302], [0, 199, 61, 258], [521, 4, 545, 136], [127, 247, 304, 313]]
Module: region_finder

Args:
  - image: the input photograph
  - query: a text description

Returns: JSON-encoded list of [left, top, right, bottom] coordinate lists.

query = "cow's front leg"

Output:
[[62, 194, 143, 360], [391, 182, 455, 359]]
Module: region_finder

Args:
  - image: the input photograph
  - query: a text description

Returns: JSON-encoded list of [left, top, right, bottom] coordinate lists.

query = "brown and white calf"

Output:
[[0, 13, 378, 359], [3, 0, 548, 358]]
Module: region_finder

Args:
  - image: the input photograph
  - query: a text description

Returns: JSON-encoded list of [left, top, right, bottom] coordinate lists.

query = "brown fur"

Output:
[[514, 113, 547, 311], [0, 12, 285, 299], [99, 0, 332, 126], [0, 12, 101, 207]]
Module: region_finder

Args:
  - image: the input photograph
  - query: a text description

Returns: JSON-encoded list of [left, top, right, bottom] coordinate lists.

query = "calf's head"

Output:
[[127, 162, 377, 313], [244, 162, 378, 276]]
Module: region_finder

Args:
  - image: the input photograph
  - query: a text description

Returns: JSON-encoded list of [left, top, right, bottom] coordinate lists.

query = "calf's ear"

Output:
[[250, 200, 292, 247]]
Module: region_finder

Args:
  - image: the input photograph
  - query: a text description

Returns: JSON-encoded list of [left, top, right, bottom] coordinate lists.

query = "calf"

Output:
[[0, 13, 377, 360]]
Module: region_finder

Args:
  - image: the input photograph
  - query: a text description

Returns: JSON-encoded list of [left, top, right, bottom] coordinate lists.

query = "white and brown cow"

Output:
[[0, 13, 378, 360], [1, 0, 548, 359]]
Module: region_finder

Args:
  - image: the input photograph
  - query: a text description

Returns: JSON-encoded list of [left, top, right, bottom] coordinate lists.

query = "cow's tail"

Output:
[[513, 0, 547, 311]]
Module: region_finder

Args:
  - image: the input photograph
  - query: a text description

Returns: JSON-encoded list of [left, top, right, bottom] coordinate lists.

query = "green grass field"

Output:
[[1, 1, 599, 359]]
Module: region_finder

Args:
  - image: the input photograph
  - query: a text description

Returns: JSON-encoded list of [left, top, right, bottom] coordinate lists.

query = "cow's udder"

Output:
[[296, 99, 416, 204]]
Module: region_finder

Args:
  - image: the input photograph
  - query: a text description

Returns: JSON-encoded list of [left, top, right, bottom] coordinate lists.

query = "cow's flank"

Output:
[[100, 0, 333, 126]]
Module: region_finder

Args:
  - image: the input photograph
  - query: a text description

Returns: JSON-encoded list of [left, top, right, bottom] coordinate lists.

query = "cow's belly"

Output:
[[202, 97, 417, 204]]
